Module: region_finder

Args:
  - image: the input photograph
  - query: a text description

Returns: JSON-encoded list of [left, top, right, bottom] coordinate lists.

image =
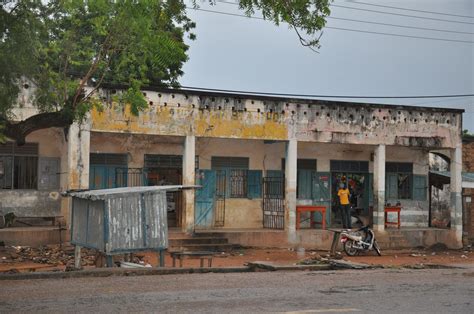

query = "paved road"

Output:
[[1, 267, 473, 313]]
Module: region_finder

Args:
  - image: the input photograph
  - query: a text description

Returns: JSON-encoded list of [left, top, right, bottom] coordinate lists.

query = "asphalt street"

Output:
[[1, 266, 473, 313]]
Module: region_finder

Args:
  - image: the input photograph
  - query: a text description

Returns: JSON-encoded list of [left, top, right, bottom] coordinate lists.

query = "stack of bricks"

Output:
[[462, 139, 474, 171], [462, 136, 474, 242]]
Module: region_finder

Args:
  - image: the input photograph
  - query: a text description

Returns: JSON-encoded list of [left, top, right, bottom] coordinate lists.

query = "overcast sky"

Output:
[[180, 0, 474, 131]]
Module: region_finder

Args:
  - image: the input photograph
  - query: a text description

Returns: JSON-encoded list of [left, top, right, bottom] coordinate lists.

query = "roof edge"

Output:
[[100, 84, 466, 114]]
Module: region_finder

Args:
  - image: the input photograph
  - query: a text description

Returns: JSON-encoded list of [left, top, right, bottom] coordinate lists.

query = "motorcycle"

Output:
[[340, 225, 382, 256]]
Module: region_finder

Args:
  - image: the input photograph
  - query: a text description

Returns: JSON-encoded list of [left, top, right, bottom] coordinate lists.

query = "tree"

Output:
[[0, 0, 331, 144]]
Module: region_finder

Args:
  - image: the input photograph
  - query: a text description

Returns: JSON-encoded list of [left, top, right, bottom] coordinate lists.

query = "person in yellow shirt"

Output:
[[337, 183, 351, 229]]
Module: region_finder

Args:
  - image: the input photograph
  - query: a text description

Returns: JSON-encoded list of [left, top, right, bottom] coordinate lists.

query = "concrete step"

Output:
[[169, 237, 229, 246], [168, 243, 237, 252], [193, 232, 227, 238]]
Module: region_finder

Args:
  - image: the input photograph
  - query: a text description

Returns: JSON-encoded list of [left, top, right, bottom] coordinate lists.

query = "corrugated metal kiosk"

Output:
[[69, 186, 192, 267]]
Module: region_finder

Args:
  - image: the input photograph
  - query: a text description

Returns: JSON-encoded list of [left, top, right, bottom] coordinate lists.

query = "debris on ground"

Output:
[[0, 245, 98, 269], [297, 254, 328, 265], [428, 243, 449, 252], [120, 261, 152, 268]]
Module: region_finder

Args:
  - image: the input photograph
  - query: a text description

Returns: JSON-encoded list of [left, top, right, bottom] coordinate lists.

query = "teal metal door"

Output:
[[312, 172, 332, 226], [89, 165, 128, 189], [195, 170, 216, 228]]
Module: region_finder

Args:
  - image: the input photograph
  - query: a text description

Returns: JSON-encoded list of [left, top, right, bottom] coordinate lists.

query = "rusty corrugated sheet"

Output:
[[70, 186, 178, 254]]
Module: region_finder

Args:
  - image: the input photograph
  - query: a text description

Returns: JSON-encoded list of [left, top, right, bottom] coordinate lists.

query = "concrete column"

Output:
[[373, 144, 386, 232], [285, 139, 298, 245], [182, 135, 196, 234], [67, 122, 90, 190], [450, 144, 463, 248]]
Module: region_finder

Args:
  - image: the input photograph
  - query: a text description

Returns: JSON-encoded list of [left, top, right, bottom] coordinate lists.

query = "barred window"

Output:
[[211, 157, 250, 198], [0, 142, 38, 190], [230, 169, 248, 198], [386, 162, 413, 200]]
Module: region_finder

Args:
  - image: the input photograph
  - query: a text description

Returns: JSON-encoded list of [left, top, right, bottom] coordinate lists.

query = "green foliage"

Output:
[[235, 0, 331, 49], [1, 0, 331, 141], [1, 0, 195, 123]]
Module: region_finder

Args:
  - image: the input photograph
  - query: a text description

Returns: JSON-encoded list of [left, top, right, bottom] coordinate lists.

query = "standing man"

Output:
[[337, 183, 351, 229]]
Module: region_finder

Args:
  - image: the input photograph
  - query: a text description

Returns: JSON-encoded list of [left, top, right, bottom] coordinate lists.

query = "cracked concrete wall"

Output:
[[90, 132, 184, 168], [0, 128, 65, 217], [91, 90, 462, 149], [90, 134, 431, 228]]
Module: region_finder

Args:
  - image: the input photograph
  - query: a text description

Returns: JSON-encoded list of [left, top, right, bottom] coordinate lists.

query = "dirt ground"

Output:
[[139, 247, 474, 268], [1, 245, 473, 273]]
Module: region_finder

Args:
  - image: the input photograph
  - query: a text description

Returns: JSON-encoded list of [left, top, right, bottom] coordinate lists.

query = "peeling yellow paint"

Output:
[[70, 169, 79, 190], [91, 105, 288, 140]]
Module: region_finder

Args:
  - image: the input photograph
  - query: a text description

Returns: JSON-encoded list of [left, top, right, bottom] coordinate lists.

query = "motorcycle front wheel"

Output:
[[343, 240, 358, 256], [373, 240, 382, 256]]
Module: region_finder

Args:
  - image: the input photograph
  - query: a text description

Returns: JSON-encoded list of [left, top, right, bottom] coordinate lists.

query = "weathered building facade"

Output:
[[462, 135, 474, 243], [0, 87, 465, 248]]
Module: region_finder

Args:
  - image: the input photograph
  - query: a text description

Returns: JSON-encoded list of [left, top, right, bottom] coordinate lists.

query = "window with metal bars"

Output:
[[0, 142, 38, 189], [386, 162, 413, 200], [211, 157, 250, 198], [229, 169, 248, 198]]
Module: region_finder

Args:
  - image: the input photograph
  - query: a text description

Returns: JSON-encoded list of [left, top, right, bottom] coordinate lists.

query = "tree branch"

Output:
[[1, 111, 73, 145]]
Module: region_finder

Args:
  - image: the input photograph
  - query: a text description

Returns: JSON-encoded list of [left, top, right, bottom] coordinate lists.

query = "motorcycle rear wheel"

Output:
[[343, 240, 358, 256], [373, 240, 382, 256]]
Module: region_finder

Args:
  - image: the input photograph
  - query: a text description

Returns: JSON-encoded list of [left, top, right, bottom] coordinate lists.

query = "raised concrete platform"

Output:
[[195, 227, 461, 250], [0, 226, 69, 247], [195, 229, 335, 250], [376, 227, 461, 249]]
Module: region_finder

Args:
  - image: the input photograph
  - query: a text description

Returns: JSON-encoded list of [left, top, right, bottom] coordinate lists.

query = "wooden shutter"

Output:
[[311, 172, 331, 226], [38, 157, 60, 190], [412, 175, 427, 201], [247, 170, 262, 199], [297, 169, 313, 199], [386, 173, 398, 199], [368, 173, 374, 206]]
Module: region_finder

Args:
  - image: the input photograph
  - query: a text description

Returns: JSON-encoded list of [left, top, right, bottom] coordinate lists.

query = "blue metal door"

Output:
[[195, 170, 216, 228], [312, 172, 332, 226], [90, 165, 126, 189]]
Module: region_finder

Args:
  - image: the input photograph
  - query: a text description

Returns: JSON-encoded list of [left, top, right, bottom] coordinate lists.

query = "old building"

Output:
[[462, 135, 474, 243], [0, 87, 465, 249]]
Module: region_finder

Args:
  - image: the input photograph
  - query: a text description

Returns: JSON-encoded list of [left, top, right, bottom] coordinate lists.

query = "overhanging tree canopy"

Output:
[[0, 0, 331, 144]]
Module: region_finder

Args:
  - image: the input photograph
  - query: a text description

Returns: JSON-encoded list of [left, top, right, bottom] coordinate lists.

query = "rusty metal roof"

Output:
[[68, 185, 199, 200]]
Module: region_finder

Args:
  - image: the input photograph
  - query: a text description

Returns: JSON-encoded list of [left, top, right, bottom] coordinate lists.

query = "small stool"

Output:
[[384, 206, 401, 229]]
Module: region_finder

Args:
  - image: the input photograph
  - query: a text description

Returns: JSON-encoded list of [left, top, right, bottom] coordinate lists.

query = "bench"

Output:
[[296, 205, 326, 230], [0, 214, 64, 229], [170, 251, 214, 268]]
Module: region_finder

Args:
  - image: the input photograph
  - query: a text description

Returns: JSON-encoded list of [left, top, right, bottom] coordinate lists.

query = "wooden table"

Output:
[[384, 206, 401, 229], [296, 205, 326, 230], [170, 251, 214, 268]]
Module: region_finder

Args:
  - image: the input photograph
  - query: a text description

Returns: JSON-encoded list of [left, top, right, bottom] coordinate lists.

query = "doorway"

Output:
[[331, 173, 370, 226]]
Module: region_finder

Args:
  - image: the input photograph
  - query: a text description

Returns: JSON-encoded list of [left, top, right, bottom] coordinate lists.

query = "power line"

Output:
[[326, 26, 474, 44], [186, 7, 474, 44], [331, 4, 474, 25], [215, 1, 474, 35], [341, 1, 474, 19], [52, 75, 474, 101], [176, 85, 474, 99], [329, 16, 474, 35], [409, 95, 474, 107]]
